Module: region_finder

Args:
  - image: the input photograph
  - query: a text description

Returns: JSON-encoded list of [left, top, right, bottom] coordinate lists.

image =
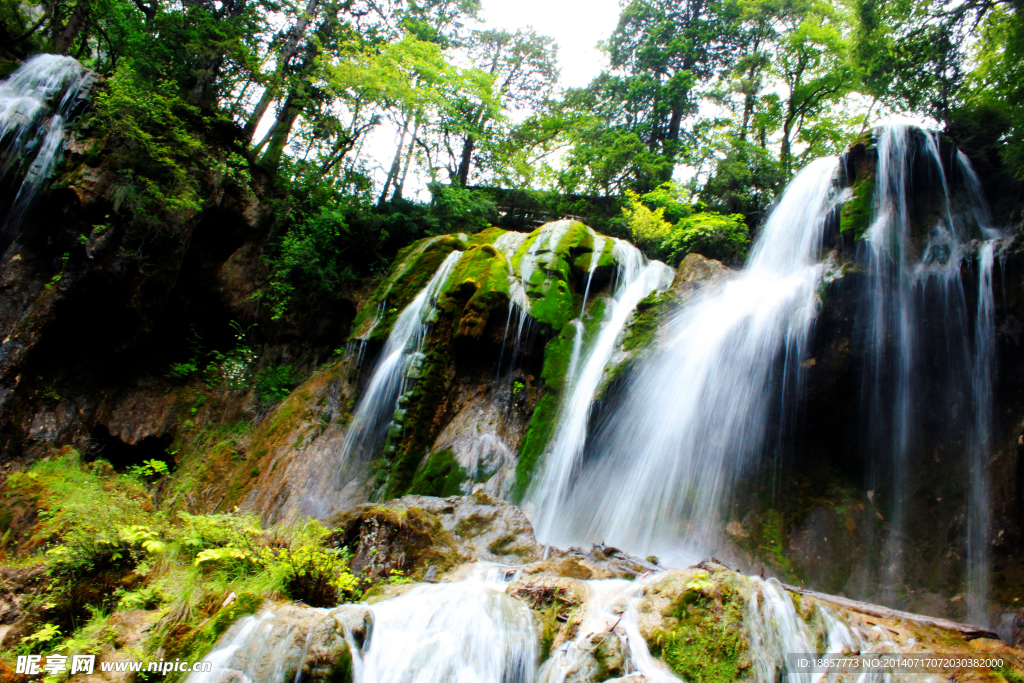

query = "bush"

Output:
[[255, 365, 295, 406], [427, 183, 497, 233], [94, 62, 206, 229], [662, 212, 749, 266], [622, 189, 672, 252]]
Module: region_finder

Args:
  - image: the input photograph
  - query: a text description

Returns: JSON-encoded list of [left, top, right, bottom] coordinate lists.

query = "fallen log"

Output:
[[782, 583, 1001, 641]]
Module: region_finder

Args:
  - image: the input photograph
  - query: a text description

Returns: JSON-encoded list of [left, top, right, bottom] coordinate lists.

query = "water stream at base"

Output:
[[0, 54, 93, 254], [191, 566, 951, 683]]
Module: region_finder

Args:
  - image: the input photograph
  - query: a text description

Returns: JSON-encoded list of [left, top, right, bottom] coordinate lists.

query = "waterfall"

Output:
[[300, 250, 463, 516], [527, 240, 674, 541], [352, 575, 537, 683], [521, 126, 1001, 620], [855, 125, 1000, 615], [532, 156, 842, 559], [967, 242, 996, 624], [0, 54, 92, 254]]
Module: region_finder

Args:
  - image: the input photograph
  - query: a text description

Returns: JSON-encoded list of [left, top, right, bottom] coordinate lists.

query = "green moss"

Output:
[[513, 393, 559, 502], [648, 577, 746, 683], [408, 449, 467, 497], [439, 244, 511, 339], [512, 322, 584, 500], [468, 226, 507, 246], [620, 291, 670, 353], [539, 323, 580, 394], [351, 235, 467, 341], [996, 664, 1024, 683], [511, 221, 594, 331], [378, 340, 454, 499], [839, 132, 877, 243], [328, 643, 354, 683]]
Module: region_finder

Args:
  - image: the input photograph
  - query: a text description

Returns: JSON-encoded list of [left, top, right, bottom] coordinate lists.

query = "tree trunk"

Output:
[[259, 93, 301, 172], [456, 133, 475, 187], [243, 0, 321, 143], [53, 1, 89, 55], [378, 117, 410, 206], [393, 118, 420, 202]]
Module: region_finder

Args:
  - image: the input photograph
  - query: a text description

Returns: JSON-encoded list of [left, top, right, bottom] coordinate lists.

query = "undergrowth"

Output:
[[0, 451, 389, 674]]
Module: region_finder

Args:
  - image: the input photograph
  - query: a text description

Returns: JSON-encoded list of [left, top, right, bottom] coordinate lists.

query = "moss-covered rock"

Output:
[[512, 221, 598, 331], [407, 448, 467, 497], [635, 568, 754, 683], [438, 243, 511, 340], [350, 234, 468, 342], [508, 575, 587, 662]]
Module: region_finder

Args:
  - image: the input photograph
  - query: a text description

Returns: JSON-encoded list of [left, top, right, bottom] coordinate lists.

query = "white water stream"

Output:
[[0, 54, 92, 253], [534, 156, 843, 560]]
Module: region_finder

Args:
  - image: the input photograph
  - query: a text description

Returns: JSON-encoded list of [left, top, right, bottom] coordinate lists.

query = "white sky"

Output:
[[478, 0, 622, 90]]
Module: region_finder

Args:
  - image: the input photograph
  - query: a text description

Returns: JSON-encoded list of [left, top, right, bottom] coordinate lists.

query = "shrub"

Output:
[[427, 183, 497, 234], [662, 212, 749, 266], [622, 189, 672, 252], [94, 62, 206, 229], [255, 365, 295, 406]]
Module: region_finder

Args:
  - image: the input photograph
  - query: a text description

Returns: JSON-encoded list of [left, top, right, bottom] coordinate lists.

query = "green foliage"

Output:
[[265, 207, 360, 319], [127, 459, 170, 482], [662, 212, 749, 266], [20, 623, 62, 654], [622, 189, 672, 252], [94, 62, 206, 229], [255, 365, 296, 406], [620, 182, 749, 264], [427, 183, 497, 233]]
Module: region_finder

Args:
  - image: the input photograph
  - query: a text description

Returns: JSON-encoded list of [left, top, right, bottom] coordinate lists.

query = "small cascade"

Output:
[[0, 54, 93, 254], [580, 234, 606, 314], [528, 240, 673, 542], [352, 577, 537, 683], [747, 578, 817, 683], [301, 250, 463, 515], [184, 603, 362, 683], [493, 230, 535, 381], [746, 577, 948, 683], [538, 577, 679, 683], [535, 156, 842, 560]]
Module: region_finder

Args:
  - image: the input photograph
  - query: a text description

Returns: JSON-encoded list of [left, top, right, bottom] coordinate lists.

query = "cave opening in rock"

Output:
[[87, 424, 173, 471]]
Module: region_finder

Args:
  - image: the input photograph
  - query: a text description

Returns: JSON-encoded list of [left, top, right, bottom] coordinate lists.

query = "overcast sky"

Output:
[[478, 0, 622, 90]]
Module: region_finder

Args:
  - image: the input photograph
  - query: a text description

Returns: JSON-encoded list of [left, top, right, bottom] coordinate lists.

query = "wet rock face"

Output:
[[0, 128, 355, 467], [198, 602, 366, 683], [330, 492, 542, 581], [671, 252, 731, 302]]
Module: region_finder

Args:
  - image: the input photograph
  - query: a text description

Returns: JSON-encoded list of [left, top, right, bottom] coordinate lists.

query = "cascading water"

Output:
[[537, 576, 680, 683], [300, 250, 463, 516], [527, 239, 674, 541], [352, 574, 537, 683], [0, 54, 92, 254], [855, 125, 1000, 619], [524, 126, 1002, 622], [532, 156, 842, 559]]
